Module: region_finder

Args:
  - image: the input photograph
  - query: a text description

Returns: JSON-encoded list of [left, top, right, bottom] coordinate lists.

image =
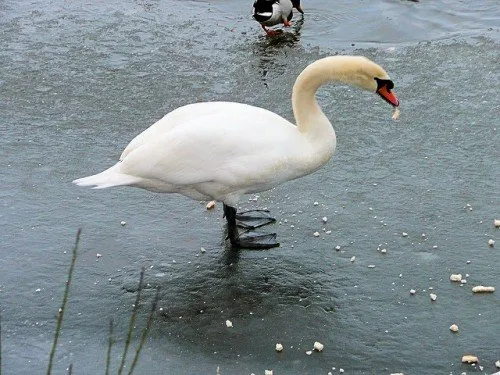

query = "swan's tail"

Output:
[[73, 163, 140, 189]]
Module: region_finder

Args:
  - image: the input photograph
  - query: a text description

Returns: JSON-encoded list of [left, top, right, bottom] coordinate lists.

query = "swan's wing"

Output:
[[120, 102, 252, 161], [118, 106, 301, 191]]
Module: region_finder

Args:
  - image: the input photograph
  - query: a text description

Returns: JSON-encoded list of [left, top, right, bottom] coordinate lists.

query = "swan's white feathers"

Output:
[[74, 56, 396, 208], [123, 106, 302, 182], [72, 164, 141, 189], [76, 102, 319, 205], [120, 102, 233, 161]]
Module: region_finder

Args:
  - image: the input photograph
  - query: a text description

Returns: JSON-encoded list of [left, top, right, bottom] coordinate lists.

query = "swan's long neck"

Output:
[[292, 56, 365, 138]]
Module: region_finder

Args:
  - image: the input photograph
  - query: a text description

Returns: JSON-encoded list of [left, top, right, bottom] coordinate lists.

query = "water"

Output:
[[1, 0, 499, 374]]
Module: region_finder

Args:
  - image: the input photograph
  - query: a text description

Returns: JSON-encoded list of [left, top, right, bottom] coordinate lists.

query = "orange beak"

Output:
[[377, 85, 399, 107]]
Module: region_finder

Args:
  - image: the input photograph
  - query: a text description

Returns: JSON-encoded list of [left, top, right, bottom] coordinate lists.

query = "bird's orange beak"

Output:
[[377, 85, 399, 107]]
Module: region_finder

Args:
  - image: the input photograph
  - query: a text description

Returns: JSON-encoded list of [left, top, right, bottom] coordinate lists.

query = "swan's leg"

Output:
[[224, 204, 240, 242], [223, 204, 280, 249], [235, 209, 276, 229], [282, 18, 292, 27]]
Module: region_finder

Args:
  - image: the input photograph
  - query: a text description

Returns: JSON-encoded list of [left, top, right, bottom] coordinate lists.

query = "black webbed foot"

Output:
[[229, 230, 279, 250], [223, 204, 279, 250], [235, 209, 276, 229]]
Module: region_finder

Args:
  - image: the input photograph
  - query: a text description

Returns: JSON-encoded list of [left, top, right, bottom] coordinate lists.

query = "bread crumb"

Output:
[[462, 355, 478, 364], [392, 107, 400, 120], [313, 341, 324, 352], [472, 286, 495, 293]]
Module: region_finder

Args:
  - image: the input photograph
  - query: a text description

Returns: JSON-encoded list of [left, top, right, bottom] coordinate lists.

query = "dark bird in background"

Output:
[[253, 0, 304, 36]]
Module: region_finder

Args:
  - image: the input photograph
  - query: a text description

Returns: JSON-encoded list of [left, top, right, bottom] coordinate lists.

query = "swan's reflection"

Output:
[[220, 230, 241, 266]]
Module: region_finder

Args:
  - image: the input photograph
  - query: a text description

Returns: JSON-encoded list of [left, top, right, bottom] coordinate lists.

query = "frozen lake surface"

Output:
[[1, 0, 499, 374]]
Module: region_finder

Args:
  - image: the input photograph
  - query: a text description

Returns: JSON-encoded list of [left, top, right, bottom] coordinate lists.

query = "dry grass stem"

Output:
[[0, 312, 2, 375], [105, 318, 114, 375], [117, 267, 145, 375], [46, 228, 81, 375], [127, 287, 160, 375]]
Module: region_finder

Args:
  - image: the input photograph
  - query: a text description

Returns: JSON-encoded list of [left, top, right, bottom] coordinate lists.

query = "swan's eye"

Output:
[[375, 78, 394, 92]]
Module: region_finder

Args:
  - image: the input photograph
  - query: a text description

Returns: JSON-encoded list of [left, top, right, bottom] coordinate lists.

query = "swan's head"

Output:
[[299, 56, 399, 107], [350, 56, 399, 107], [293, 55, 400, 117]]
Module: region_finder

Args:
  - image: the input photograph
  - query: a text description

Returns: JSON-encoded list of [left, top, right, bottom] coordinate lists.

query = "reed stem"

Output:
[[0, 312, 3, 375], [105, 318, 114, 375], [117, 268, 145, 375], [127, 287, 160, 375], [46, 229, 81, 375]]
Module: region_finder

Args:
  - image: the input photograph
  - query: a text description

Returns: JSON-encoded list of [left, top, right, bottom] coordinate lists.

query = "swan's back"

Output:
[[120, 102, 292, 161]]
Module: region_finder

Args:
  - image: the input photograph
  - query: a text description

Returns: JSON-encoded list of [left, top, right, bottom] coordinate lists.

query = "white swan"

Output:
[[74, 55, 399, 249], [253, 0, 304, 36]]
